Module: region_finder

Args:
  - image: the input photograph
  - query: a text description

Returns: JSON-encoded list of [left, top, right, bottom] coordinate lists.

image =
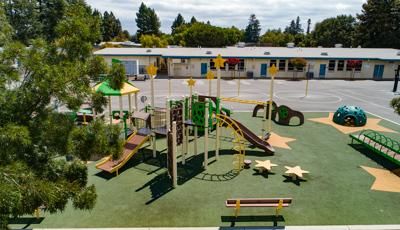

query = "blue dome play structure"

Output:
[[333, 105, 367, 127]]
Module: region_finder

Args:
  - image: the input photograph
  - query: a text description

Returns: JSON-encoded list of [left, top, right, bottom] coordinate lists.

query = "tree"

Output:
[[306, 18, 311, 34], [3, 0, 43, 44], [295, 16, 303, 34], [289, 58, 307, 80], [102, 11, 123, 41], [171, 13, 185, 34], [244, 14, 261, 43], [0, 1, 118, 227], [190, 16, 197, 24], [285, 17, 303, 35], [223, 26, 244, 45], [135, 2, 161, 38], [38, 0, 66, 41], [347, 60, 362, 80], [183, 22, 227, 47], [390, 97, 400, 115], [108, 62, 127, 90], [139, 34, 168, 47], [313, 15, 356, 47], [0, 6, 12, 46], [356, 0, 400, 48], [260, 29, 295, 47]]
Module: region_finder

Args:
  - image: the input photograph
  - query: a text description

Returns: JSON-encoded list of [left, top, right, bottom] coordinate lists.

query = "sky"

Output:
[[86, 0, 366, 34]]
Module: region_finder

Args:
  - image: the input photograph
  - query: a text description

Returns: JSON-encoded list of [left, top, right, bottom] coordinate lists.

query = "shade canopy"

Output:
[[93, 81, 140, 96]]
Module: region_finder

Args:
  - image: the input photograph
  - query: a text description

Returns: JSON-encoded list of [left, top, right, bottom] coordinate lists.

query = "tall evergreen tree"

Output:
[[37, 0, 66, 41], [295, 16, 303, 34], [135, 2, 160, 38], [171, 13, 185, 34], [306, 18, 311, 34], [101, 11, 123, 41], [190, 16, 197, 24], [356, 0, 400, 48], [0, 6, 12, 46], [285, 20, 297, 35], [244, 14, 261, 43]]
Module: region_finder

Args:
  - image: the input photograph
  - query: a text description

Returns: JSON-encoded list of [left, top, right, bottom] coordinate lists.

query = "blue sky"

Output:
[[86, 0, 366, 34]]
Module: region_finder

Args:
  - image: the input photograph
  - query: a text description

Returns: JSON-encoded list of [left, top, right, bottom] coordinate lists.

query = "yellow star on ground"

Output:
[[206, 70, 215, 80], [308, 113, 397, 134], [361, 166, 400, 193], [187, 78, 196, 87], [146, 64, 158, 76], [255, 160, 278, 171], [285, 166, 309, 178], [268, 64, 279, 76], [213, 54, 226, 69], [267, 132, 296, 150]]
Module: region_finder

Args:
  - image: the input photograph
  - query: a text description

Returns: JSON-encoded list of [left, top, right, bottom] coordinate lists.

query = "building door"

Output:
[[373, 65, 384, 79], [260, 64, 268, 77], [319, 64, 326, 78], [201, 63, 208, 75]]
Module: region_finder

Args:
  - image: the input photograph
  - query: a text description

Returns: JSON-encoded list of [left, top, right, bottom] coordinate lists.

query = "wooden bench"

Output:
[[226, 198, 292, 217]]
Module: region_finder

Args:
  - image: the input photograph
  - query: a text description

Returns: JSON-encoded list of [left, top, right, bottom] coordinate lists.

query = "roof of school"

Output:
[[94, 47, 400, 61]]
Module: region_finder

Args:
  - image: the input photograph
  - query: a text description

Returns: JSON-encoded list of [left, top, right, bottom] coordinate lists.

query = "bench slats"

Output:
[[226, 198, 292, 207]]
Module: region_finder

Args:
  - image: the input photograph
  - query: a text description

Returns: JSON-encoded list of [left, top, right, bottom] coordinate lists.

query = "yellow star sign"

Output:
[[361, 166, 400, 193], [255, 160, 278, 171], [213, 54, 226, 69], [268, 64, 278, 76], [308, 113, 397, 134], [187, 78, 196, 87], [206, 70, 215, 80], [146, 64, 158, 76]]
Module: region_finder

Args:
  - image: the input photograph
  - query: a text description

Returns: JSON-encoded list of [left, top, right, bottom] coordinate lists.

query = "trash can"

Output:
[[247, 71, 254, 79]]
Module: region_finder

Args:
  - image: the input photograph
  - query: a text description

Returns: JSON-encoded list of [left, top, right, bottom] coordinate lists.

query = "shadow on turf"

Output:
[[221, 215, 285, 228], [8, 217, 44, 229], [349, 143, 400, 173], [252, 169, 275, 178], [282, 175, 307, 186]]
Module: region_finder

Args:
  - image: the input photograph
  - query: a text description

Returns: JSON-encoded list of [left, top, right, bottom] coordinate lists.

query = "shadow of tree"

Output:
[[8, 217, 44, 229]]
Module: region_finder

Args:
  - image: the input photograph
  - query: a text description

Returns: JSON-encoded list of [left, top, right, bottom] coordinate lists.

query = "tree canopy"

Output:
[[356, 0, 400, 48], [244, 14, 261, 43], [0, 1, 121, 228], [313, 15, 356, 47], [101, 11, 123, 41], [171, 13, 185, 34], [135, 2, 161, 38]]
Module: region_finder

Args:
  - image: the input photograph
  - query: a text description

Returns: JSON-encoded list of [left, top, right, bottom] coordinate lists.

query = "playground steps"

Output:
[[350, 130, 400, 166]]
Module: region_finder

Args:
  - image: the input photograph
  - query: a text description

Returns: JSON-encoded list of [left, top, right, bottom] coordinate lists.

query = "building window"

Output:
[[238, 59, 245, 71], [270, 60, 277, 67], [279, 60, 286, 71], [288, 61, 294, 71], [355, 61, 362, 71], [337, 60, 345, 71], [328, 60, 336, 71]]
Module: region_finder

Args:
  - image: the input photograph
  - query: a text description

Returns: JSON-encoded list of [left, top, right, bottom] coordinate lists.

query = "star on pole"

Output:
[[213, 54, 226, 70], [187, 77, 196, 87], [269, 64, 279, 76], [206, 70, 215, 80], [146, 64, 158, 77]]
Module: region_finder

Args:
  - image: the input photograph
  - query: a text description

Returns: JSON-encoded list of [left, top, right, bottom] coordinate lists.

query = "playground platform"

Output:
[[10, 112, 400, 229]]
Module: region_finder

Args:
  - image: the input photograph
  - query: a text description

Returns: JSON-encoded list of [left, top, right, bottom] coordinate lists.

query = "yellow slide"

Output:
[[96, 134, 150, 176]]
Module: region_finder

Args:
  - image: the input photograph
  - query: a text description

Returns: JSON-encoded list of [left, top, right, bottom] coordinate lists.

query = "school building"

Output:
[[94, 47, 400, 80]]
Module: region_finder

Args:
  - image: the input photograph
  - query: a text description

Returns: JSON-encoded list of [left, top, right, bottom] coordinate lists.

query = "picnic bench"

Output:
[[226, 198, 293, 217], [350, 129, 400, 166]]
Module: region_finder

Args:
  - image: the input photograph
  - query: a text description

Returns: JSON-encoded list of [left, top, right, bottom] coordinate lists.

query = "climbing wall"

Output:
[[170, 104, 183, 145]]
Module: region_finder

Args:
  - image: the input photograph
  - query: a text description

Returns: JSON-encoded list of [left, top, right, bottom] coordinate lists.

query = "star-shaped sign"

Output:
[[187, 78, 196, 87], [213, 54, 226, 69], [308, 113, 397, 134], [146, 64, 158, 76], [285, 166, 309, 178], [361, 166, 400, 193], [269, 64, 279, 76], [206, 70, 215, 80], [267, 132, 296, 150], [255, 160, 278, 171]]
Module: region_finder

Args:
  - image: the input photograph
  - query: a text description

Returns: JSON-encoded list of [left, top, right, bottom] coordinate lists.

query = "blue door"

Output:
[[260, 64, 268, 77], [319, 64, 326, 78], [201, 63, 208, 75], [373, 65, 384, 79]]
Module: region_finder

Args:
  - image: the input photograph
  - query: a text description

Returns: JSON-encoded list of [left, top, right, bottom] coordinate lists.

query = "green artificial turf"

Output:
[[10, 112, 400, 228]]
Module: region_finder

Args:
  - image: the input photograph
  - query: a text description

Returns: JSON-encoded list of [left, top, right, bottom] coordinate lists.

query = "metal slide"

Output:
[[96, 134, 150, 175]]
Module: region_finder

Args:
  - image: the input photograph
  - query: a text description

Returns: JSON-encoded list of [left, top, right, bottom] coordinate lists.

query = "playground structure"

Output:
[[350, 129, 400, 166], [333, 105, 367, 127], [253, 103, 305, 126]]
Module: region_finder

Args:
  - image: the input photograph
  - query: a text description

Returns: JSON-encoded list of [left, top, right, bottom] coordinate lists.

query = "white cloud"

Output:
[[86, 0, 366, 34]]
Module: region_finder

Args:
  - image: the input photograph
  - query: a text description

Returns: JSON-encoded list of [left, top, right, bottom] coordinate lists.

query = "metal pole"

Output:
[[268, 73, 275, 132], [208, 79, 212, 96], [168, 76, 171, 97], [204, 99, 209, 169], [134, 93, 138, 112], [128, 93, 132, 114], [172, 121, 178, 188], [216, 65, 221, 160], [393, 66, 399, 93], [108, 96, 112, 125], [194, 126, 198, 155], [305, 79, 309, 97]]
